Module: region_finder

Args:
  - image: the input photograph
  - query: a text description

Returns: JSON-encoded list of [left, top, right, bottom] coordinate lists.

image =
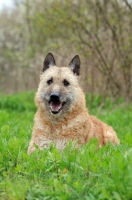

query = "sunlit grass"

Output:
[[0, 92, 132, 199]]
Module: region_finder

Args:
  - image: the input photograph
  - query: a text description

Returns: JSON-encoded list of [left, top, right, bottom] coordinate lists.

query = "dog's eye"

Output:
[[63, 79, 70, 86], [47, 78, 53, 85]]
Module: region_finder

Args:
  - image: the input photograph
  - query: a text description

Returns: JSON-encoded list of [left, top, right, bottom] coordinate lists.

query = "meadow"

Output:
[[0, 92, 132, 200]]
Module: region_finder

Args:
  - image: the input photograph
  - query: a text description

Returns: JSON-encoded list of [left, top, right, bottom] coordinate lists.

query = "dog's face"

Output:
[[36, 53, 81, 117]]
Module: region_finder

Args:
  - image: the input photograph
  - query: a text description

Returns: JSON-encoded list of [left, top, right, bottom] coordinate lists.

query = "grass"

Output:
[[0, 92, 132, 200]]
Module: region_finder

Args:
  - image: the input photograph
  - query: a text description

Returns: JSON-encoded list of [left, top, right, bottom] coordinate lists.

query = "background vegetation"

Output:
[[0, 0, 132, 101], [0, 93, 132, 199]]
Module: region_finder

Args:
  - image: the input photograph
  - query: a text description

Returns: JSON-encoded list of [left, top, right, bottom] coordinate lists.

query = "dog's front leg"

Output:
[[28, 129, 51, 155]]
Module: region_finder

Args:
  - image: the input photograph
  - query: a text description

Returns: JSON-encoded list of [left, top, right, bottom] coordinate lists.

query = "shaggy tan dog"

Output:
[[28, 53, 119, 154]]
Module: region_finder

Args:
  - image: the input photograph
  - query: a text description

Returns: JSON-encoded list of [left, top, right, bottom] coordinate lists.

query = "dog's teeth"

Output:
[[50, 102, 62, 111]]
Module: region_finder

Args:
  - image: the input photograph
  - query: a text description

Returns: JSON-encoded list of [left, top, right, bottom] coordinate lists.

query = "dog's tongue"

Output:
[[50, 102, 62, 112]]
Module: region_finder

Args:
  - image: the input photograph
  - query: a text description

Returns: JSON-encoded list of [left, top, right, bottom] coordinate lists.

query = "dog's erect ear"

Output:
[[69, 55, 80, 76], [42, 53, 56, 72]]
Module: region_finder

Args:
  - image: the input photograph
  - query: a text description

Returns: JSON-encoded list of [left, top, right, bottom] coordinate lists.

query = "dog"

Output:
[[28, 53, 119, 154]]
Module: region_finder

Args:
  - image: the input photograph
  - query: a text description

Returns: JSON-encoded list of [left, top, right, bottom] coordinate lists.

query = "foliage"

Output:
[[0, 0, 132, 100], [0, 92, 36, 112], [0, 92, 132, 199], [33, 0, 132, 100]]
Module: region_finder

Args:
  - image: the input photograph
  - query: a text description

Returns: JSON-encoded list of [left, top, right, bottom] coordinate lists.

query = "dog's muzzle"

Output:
[[49, 93, 66, 114]]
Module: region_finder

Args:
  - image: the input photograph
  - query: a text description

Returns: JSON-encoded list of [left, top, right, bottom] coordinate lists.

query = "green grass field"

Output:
[[0, 92, 132, 200]]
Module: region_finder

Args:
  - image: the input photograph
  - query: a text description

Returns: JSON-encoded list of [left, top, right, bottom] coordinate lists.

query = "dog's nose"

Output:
[[50, 93, 60, 101]]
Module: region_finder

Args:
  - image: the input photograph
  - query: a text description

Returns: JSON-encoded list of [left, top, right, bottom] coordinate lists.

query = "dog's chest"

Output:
[[36, 132, 68, 151], [37, 116, 83, 150]]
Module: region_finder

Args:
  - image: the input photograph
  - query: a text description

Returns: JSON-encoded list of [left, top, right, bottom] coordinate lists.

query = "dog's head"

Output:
[[36, 53, 82, 118]]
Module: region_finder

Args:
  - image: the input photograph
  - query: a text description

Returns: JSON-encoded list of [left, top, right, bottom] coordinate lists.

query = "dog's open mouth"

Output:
[[49, 101, 66, 114]]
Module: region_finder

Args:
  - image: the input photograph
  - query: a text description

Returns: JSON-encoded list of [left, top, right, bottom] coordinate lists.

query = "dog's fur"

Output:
[[28, 53, 119, 154]]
